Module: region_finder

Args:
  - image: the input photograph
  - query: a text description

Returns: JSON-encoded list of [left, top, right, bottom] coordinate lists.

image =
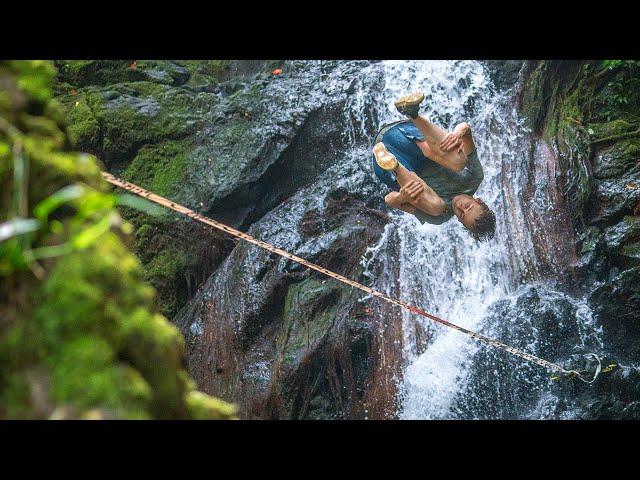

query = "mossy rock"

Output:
[[589, 119, 639, 140], [589, 267, 640, 359], [124, 139, 191, 197], [596, 176, 640, 223], [594, 137, 640, 180], [55, 60, 194, 88], [0, 60, 236, 419], [179, 60, 231, 90], [276, 277, 346, 371], [605, 216, 640, 267], [51, 62, 228, 318], [519, 61, 640, 230]]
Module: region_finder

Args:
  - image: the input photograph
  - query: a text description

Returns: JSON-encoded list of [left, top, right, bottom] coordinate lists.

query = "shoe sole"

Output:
[[394, 91, 425, 110], [373, 142, 399, 171]]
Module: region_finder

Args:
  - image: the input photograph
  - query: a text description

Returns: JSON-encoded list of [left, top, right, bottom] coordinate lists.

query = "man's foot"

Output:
[[373, 142, 399, 171], [394, 91, 425, 119]]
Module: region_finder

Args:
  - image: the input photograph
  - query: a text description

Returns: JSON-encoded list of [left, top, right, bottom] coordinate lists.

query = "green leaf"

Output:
[[75, 191, 117, 220], [33, 184, 85, 221], [50, 220, 64, 234], [0, 240, 29, 275], [115, 193, 164, 216], [0, 218, 41, 243], [25, 243, 73, 261], [12, 142, 29, 218], [70, 215, 112, 250]]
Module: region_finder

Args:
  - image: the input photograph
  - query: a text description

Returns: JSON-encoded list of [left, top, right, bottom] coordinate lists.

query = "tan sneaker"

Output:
[[394, 91, 425, 119], [373, 142, 399, 171]]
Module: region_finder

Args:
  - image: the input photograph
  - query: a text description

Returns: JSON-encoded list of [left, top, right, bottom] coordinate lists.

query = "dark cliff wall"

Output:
[[53, 60, 281, 318], [517, 60, 640, 418], [53, 60, 404, 419]]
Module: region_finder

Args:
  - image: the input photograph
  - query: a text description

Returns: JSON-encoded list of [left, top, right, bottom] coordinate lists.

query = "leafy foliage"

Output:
[[600, 60, 640, 121]]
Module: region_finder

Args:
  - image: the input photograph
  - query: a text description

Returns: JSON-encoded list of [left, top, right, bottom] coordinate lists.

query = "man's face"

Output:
[[452, 194, 485, 229]]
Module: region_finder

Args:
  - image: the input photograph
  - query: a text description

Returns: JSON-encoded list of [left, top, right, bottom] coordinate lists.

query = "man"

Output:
[[372, 91, 496, 241]]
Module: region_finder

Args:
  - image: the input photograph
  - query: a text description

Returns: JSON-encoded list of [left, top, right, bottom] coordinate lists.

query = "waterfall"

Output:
[[177, 59, 604, 419], [346, 60, 601, 419]]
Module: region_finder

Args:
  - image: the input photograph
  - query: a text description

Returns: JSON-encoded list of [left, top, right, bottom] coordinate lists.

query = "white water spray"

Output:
[[349, 60, 598, 419]]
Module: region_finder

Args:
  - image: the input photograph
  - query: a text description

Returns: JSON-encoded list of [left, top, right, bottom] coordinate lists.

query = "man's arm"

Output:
[[384, 177, 446, 217], [385, 191, 419, 215]]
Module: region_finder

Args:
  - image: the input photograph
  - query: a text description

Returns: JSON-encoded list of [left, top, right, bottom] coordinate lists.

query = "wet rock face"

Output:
[[450, 286, 585, 419], [54, 60, 374, 318], [205, 100, 353, 229], [581, 364, 640, 419], [175, 179, 401, 419], [481, 60, 524, 93], [56, 59, 404, 419], [523, 138, 578, 281], [155, 59, 404, 419], [589, 267, 640, 360], [518, 60, 640, 418], [451, 283, 640, 420]]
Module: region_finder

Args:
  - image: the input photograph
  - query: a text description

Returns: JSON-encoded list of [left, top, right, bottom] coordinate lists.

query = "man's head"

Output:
[[452, 194, 496, 242]]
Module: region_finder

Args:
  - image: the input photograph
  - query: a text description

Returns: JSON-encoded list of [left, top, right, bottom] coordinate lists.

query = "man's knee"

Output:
[[384, 191, 401, 207]]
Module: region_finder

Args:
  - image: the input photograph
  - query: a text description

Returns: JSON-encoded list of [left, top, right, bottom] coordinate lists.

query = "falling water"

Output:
[[179, 59, 603, 418], [346, 60, 601, 419]]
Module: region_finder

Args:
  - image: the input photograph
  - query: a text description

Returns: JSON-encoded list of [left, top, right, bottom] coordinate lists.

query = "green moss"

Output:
[[621, 242, 640, 260], [180, 60, 229, 77], [50, 62, 236, 321], [594, 138, 640, 180], [60, 96, 101, 150], [277, 278, 346, 366], [521, 60, 640, 269], [186, 390, 238, 420], [54, 77, 205, 164], [520, 62, 624, 228], [142, 247, 190, 315], [180, 60, 231, 88], [589, 119, 638, 140], [48, 336, 152, 419], [0, 60, 235, 419], [23, 230, 201, 418], [54, 60, 147, 87], [9, 60, 56, 103], [124, 140, 190, 197], [592, 63, 640, 123]]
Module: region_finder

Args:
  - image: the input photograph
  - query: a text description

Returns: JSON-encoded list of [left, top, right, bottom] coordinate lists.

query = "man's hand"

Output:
[[400, 179, 425, 201], [440, 131, 464, 152], [440, 123, 471, 152]]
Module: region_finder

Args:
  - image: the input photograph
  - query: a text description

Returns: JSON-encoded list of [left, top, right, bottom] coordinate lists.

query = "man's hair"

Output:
[[464, 199, 496, 242]]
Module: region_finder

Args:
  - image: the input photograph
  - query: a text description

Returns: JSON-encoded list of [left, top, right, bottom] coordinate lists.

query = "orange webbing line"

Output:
[[102, 171, 571, 375]]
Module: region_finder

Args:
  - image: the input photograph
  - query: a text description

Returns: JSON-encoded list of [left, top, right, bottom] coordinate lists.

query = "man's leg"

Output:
[[411, 115, 467, 168], [395, 92, 467, 169], [411, 115, 448, 147], [372, 142, 444, 216]]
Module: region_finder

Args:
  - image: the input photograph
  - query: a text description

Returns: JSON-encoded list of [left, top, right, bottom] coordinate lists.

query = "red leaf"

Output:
[[130, 61, 138, 71], [271, 68, 282, 75]]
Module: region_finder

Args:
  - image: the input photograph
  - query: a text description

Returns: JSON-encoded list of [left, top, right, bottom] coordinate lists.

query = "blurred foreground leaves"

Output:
[[0, 60, 236, 419]]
